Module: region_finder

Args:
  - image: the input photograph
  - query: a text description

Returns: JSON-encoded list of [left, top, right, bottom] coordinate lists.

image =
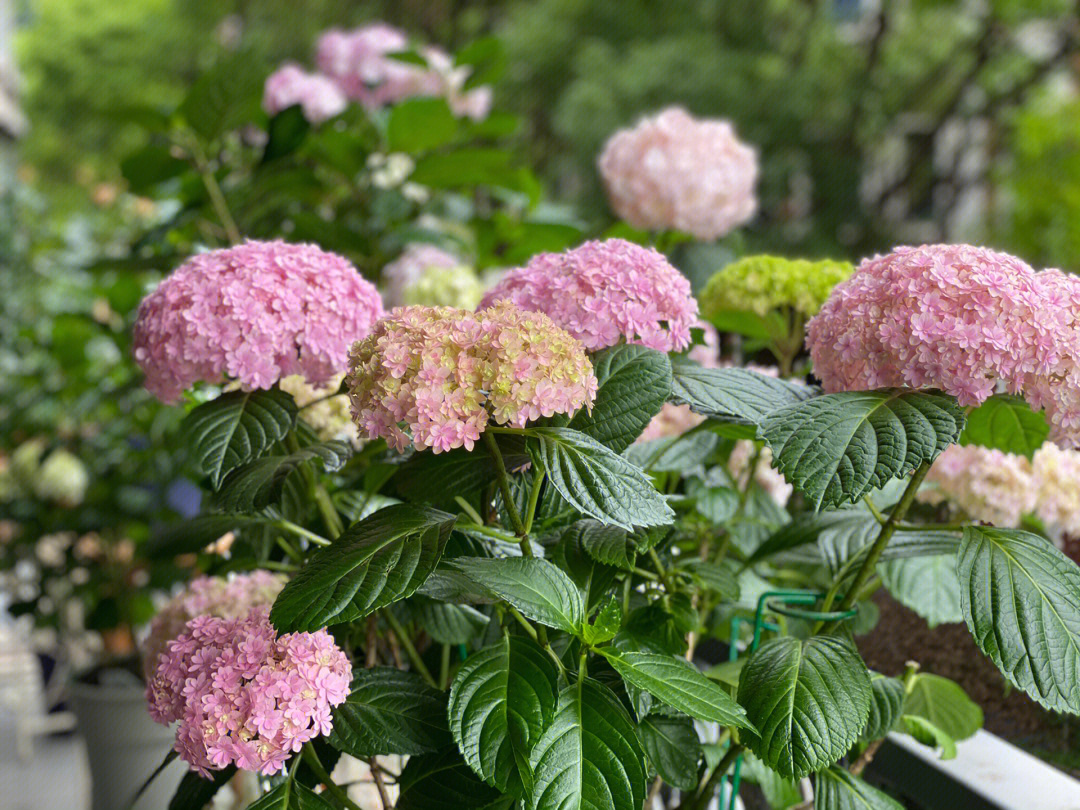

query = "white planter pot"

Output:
[[69, 677, 186, 810]]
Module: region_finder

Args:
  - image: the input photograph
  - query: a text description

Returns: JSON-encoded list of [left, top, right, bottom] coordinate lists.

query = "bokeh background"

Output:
[[3, 0, 1080, 804]]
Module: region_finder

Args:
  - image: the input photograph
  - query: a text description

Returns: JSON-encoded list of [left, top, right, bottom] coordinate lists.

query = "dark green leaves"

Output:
[[525, 427, 674, 529], [880, 554, 962, 627], [960, 394, 1049, 459], [603, 650, 752, 728], [147, 514, 268, 557], [568, 345, 671, 453], [761, 389, 965, 510], [182, 389, 296, 487], [448, 635, 560, 794], [168, 767, 236, 810], [958, 526, 1080, 713], [328, 668, 450, 758], [449, 556, 584, 634], [814, 767, 902, 810], [639, 713, 702, 791], [216, 441, 351, 513], [738, 635, 872, 779], [387, 98, 459, 152], [574, 519, 635, 571], [396, 750, 514, 810], [270, 504, 455, 632], [179, 51, 264, 140], [528, 678, 647, 810], [862, 673, 905, 742], [669, 356, 813, 423], [246, 781, 336, 810]]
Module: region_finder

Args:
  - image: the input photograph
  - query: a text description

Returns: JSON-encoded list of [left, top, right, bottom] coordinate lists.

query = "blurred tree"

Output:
[[497, 0, 1080, 264]]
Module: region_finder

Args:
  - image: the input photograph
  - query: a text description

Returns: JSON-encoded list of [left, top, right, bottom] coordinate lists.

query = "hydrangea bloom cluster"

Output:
[[700, 255, 854, 319], [1032, 443, 1080, 537], [280, 374, 355, 444], [480, 239, 698, 352], [147, 608, 350, 776], [143, 571, 286, 677], [401, 265, 486, 309], [807, 244, 1080, 446], [347, 302, 597, 453], [382, 243, 467, 307], [918, 445, 1037, 528], [262, 63, 347, 123], [597, 107, 758, 241], [315, 24, 491, 119], [133, 241, 384, 403]]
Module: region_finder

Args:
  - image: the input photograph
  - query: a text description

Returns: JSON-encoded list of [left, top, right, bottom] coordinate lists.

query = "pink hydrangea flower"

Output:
[[133, 240, 384, 402], [382, 243, 463, 307], [146, 608, 350, 777], [728, 440, 793, 508], [1032, 443, 1080, 537], [480, 239, 699, 352], [347, 302, 597, 453], [918, 444, 1036, 528], [143, 571, 287, 678], [263, 63, 347, 124], [314, 24, 490, 118], [598, 107, 758, 241], [807, 244, 1080, 447]]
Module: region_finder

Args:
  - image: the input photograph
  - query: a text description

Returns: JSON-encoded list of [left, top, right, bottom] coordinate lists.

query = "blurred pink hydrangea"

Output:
[[347, 301, 597, 453], [480, 239, 698, 352], [382, 242, 463, 307], [262, 63, 347, 123], [133, 240, 384, 403], [315, 24, 490, 119], [918, 444, 1036, 528], [728, 440, 792, 508], [598, 107, 758, 241], [147, 607, 350, 777], [807, 244, 1080, 447], [142, 571, 286, 677], [1032, 443, 1080, 537]]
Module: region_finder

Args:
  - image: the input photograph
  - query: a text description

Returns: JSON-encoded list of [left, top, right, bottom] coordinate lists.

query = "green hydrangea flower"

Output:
[[700, 255, 853, 320], [401, 265, 486, 309]]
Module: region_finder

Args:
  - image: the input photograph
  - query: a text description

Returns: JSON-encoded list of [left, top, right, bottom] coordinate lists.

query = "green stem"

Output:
[[439, 644, 451, 690], [647, 548, 671, 589], [275, 520, 331, 547], [863, 496, 888, 525], [456, 521, 519, 544], [524, 471, 545, 535], [303, 743, 363, 810], [682, 743, 745, 810], [482, 430, 528, 540], [454, 496, 485, 526], [383, 609, 439, 689], [828, 461, 932, 625], [276, 536, 304, 563], [188, 141, 241, 244], [312, 484, 344, 539]]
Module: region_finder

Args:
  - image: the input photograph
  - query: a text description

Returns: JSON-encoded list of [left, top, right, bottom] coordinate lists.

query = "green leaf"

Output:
[[448, 556, 584, 634], [639, 713, 702, 791], [554, 523, 619, 613], [958, 526, 1080, 713], [455, 36, 506, 88], [448, 635, 560, 794], [247, 781, 336, 810], [678, 559, 740, 600], [415, 599, 488, 644], [900, 714, 957, 759], [879, 554, 962, 627], [738, 635, 872, 779], [573, 519, 635, 571], [121, 145, 188, 192], [216, 440, 351, 513], [584, 596, 622, 644], [411, 148, 515, 188], [817, 514, 880, 575], [396, 749, 514, 810], [328, 667, 450, 758], [387, 98, 459, 153], [687, 482, 739, 524], [814, 766, 903, 810], [182, 389, 296, 488], [394, 434, 530, 508], [603, 650, 752, 728], [960, 394, 1049, 459], [623, 432, 720, 473], [762, 389, 965, 510], [147, 514, 270, 557], [904, 673, 982, 742], [528, 678, 648, 810], [270, 504, 455, 632], [263, 105, 311, 162], [669, 356, 813, 423], [525, 427, 674, 530], [168, 767, 236, 810], [567, 345, 671, 453], [179, 51, 264, 140], [862, 673, 905, 742]]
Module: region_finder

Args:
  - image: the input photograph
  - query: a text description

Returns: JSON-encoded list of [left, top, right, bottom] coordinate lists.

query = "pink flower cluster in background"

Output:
[[919, 441, 1080, 536], [262, 63, 347, 123], [133, 240, 384, 403], [147, 608, 350, 777], [598, 107, 758, 241], [382, 242, 464, 307], [142, 571, 286, 677], [347, 301, 597, 453], [808, 244, 1080, 447], [480, 239, 698, 352]]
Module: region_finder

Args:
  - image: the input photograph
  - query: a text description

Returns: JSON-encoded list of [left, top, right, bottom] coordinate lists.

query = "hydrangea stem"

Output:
[[302, 743, 363, 810], [482, 430, 529, 544], [383, 609, 438, 689]]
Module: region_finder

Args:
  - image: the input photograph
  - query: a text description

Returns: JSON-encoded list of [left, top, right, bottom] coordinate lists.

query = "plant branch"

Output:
[[382, 609, 438, 689], [482, 430, 528, 541], [303, 743, 363, 810]]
